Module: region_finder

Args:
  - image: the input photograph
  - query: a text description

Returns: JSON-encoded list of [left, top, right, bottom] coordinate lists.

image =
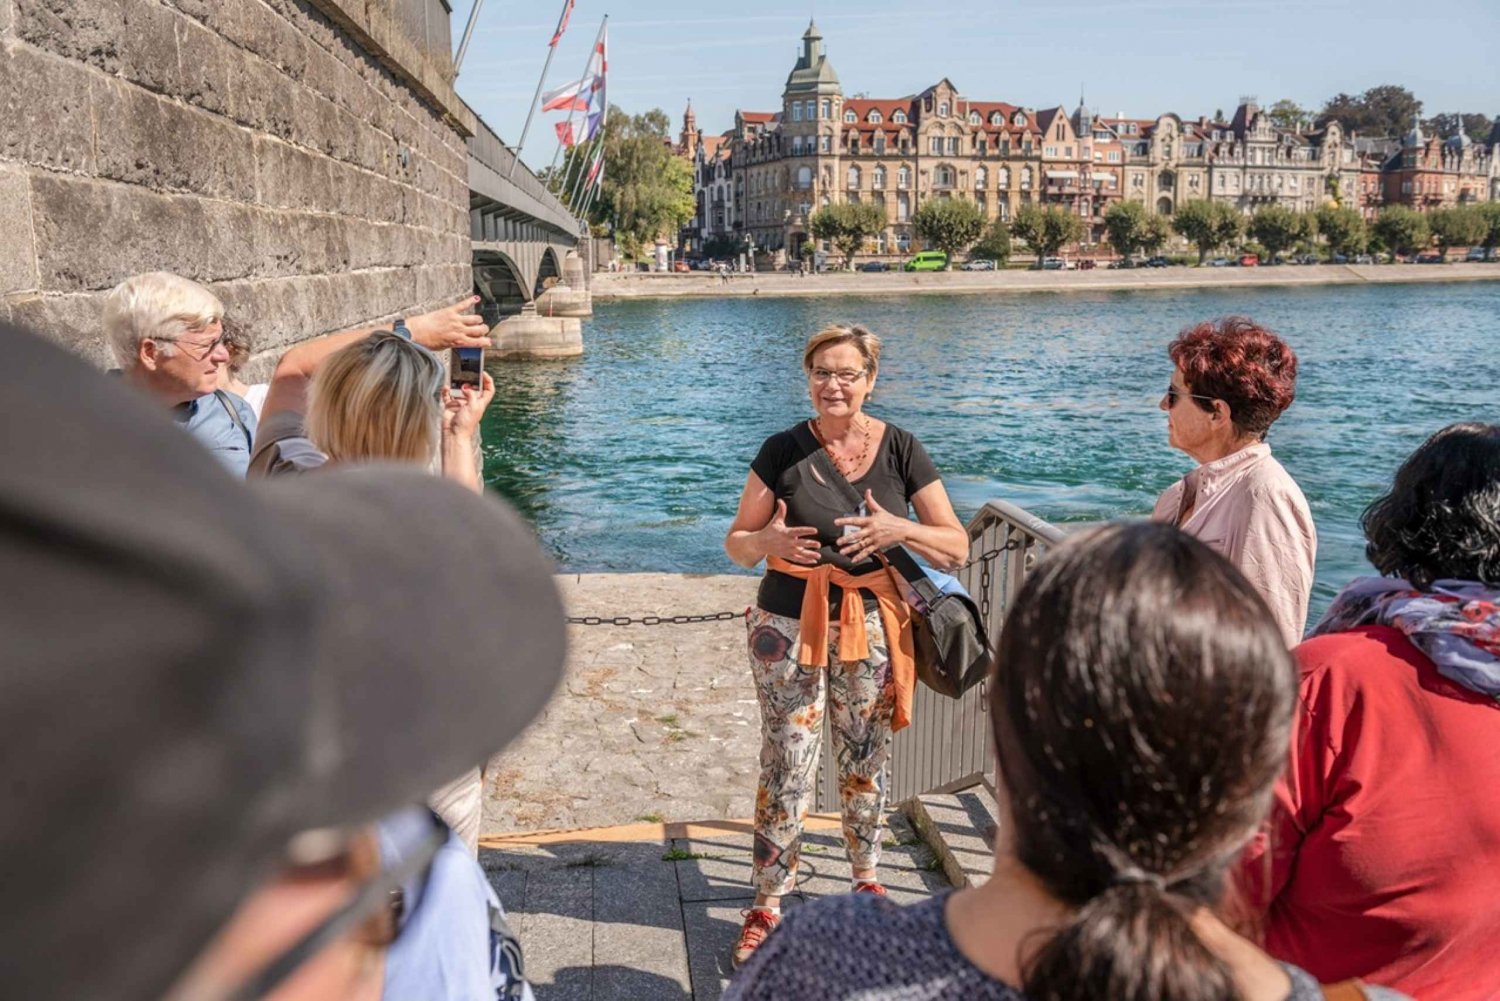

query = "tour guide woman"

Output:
[[724, 323, 968, 967]]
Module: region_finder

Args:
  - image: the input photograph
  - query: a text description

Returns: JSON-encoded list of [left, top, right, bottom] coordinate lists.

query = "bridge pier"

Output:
[[487, 304, 583, 361]]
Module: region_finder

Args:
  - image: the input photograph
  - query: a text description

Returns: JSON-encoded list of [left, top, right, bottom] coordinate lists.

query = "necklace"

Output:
[[813, 416, 872, 479]]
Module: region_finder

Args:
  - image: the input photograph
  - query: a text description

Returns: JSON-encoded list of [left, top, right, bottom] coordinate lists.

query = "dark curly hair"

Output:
[[1362, 423, 1500, 588], [1168, 317, 1298, 439]]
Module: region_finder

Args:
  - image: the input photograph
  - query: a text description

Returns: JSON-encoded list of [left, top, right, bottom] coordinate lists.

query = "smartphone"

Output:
[[841, 501, 868, 539], [451, 347, 484, 392]]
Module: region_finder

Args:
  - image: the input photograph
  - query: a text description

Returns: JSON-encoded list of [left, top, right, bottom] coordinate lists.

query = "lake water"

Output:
[[481, 281, 1499, 619]]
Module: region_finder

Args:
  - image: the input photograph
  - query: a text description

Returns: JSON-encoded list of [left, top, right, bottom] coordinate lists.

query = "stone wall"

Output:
[[0, 0, 474, 376]]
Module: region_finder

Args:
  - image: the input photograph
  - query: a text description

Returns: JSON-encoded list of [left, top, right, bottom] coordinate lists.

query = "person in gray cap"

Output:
[[0, 323, 568, 1001]]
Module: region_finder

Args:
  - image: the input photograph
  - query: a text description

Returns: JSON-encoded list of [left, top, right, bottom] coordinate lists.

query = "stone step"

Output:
[[901, 787, 999, 888]]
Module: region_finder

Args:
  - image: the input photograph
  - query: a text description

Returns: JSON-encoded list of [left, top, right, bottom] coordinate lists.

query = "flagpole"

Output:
[[547, 15, 607, 186], [453, 0, 485, 75], [564, 137, 596, 208], [564, 60, 607, 208], [509, 0, 575, 180]]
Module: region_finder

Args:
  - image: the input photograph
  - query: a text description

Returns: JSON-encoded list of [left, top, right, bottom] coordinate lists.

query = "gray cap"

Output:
[[0, 324, 567, 1001]]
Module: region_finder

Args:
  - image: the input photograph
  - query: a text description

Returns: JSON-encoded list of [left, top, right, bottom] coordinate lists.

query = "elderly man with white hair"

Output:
[[104, 272, 258, 476]]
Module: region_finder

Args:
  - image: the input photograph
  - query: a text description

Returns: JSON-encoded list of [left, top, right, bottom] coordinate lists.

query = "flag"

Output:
[[541, 77, 595, 113], [554, 121, 576, 147], [549, 0, 575, 48], [579, 111, 603, 143], [585, 146, 604, 187]]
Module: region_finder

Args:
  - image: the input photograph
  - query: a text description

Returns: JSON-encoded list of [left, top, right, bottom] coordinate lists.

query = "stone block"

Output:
[[173, 16, 235, 117], [15, 0, 124, 73], [253, 136, 335, 212], [224, 41, 297, 138], [30, 175, 259, 291], [1, 0, 12, 34], [166, 0, 308, 82], [7, 290, 111, 364], [0, 42, 96, 174], [117, 0, 183, 97], [254, 210, 351, 278], [93, 78, 256, 201], [0, 169, 38, 296]]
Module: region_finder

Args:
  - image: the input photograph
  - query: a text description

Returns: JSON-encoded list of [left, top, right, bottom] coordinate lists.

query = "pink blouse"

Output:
[[1152, 443, 1317, 647]]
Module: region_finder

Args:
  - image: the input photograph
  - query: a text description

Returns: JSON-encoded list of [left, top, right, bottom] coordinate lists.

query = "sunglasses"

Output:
[[1164, 384, 1218, 409]]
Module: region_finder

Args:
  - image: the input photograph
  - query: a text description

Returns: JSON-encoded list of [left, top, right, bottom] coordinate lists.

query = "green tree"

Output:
[[1011, 204, 1085, 266], [1268, 99, 1310, 131], [1171, 200, 1245, 264], [1103, 200, 1148, 260], [971, 217, 1012, 264], [1315, 204, 1368, 257], [1248, 205, 1313, 262], [809, 201, 887, 269], [1140, 213, 1172, 256], [911, 197, 985, 268], [565, 106, 694, 261], [1372, 205, 1431, 258], [1478, 203, 1500, 251], [1424, 113, 1493, 141], [1428, 206, 1488, 260], [1318, 85, 1422, 137]]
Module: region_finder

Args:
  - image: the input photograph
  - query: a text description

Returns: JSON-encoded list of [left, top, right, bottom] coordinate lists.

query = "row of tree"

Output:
[[807, 197, 1500, 270], [1260, 86, 1492, 142]]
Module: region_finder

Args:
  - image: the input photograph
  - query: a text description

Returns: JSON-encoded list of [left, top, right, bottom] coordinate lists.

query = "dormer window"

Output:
[[938, 101, 950, 117], [1012, 112, 1027, 127], [867, 110, 883, 124], [892, 110, 907, 124], [969, 111, 981, 126], [844, 109, 857, 123], [990, 112, 1004, 126]]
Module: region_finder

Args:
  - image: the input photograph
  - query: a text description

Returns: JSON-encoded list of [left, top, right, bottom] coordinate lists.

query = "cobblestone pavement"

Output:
[[483, 813, 949, 1001], [484, 574, 762, 835]]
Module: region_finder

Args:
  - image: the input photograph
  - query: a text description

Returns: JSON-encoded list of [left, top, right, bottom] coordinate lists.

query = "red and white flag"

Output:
[[585, 145, 604, 188], [541, 77, 594, 113], [554, 121, 576, 147], [548, 0, 575, 48]]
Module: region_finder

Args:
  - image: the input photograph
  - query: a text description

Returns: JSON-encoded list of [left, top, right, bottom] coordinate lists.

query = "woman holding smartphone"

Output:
[[723, 323, 968, 968]]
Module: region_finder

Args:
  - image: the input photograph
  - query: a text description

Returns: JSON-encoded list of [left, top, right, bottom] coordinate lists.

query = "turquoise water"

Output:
[[481, 282, 1499, 618]]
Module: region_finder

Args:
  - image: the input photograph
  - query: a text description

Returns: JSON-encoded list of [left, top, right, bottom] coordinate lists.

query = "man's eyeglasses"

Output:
[[810, 367, 867, 385], [158, 324, 230, 361], [1164, 384, 1218, 409]]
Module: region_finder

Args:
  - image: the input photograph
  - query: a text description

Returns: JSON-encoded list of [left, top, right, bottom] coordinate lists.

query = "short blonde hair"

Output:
[[102, 272, 223, 369], [802, 323, 882, 375], [306, 333, 445, 466]]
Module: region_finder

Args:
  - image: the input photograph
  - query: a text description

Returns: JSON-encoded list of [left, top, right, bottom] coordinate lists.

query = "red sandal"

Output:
[[852, 880, 888, 896], [732, 907, 781, 968]]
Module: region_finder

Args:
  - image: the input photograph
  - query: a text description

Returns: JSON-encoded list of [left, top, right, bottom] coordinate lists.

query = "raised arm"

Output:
[[441, 372, 495, 494], [724, 471, 821, 569], [260, 296, 492, 423]]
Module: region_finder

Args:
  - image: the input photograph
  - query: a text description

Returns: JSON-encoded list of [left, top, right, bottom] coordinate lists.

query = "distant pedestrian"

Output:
[[1153, 316, 1315, 646], [723, 323, 968, 968], [218, 320, 269, 419]]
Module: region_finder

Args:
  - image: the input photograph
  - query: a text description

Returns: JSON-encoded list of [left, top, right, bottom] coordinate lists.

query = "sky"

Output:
[[448, 0, 1500, 171]]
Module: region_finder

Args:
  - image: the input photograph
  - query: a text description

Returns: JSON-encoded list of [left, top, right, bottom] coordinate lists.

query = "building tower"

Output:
[[679, 99, 700, 157], [780, 21, 843, 257]]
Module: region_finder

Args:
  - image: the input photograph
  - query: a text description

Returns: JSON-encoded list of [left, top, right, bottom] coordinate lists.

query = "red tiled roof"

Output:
[[739, 111, 775, 124]]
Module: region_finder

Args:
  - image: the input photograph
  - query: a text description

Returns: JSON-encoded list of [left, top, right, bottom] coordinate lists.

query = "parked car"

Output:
[[1465, 247, 1492, 262], [1294, 254, 1320, 265], [859, 260, 889, 272], [960, 258, 997, 271], [1416, 253, 1444, 264], [903, 251, 948, 272], [1208, 257, 1231, 267], [1144, 256, 1171, 268], [1238, 254, 1260, 267], [1077, 259, 1097, 270], [1353, 254, 1375, 264], [1039, 257, 1065, 270]]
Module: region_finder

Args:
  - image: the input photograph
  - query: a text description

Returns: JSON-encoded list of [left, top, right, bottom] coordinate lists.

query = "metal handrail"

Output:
[[813, 500, 1067, 812]]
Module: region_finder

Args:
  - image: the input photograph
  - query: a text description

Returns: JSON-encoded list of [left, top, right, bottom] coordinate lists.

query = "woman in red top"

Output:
[[1244, 423, 1500, 998]]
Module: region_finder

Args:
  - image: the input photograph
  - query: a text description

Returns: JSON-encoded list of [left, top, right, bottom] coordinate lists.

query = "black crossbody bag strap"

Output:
[[214, 389, 252, 450], [793, 421, 943, 608]]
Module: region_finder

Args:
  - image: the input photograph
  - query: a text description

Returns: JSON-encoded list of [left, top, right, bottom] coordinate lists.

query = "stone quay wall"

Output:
[[0, 0, 474, 377]]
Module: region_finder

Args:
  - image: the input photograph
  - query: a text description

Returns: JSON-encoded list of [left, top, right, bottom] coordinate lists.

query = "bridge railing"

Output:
[[467, 116, 581, 239], [814, 500, 1068, 812]]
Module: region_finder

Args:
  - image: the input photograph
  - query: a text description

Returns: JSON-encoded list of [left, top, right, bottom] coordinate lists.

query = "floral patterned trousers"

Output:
[[747, 605, 897, 896]]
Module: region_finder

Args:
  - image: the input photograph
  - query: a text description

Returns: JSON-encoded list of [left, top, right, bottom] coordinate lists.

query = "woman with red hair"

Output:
[[1153, 317, 1316, 647]]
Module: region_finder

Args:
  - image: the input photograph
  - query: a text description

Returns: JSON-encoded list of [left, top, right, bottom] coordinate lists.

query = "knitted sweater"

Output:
[[724, 891, 1388, 1001]]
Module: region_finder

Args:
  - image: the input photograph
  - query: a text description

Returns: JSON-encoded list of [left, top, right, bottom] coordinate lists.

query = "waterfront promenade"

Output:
[[592, 261, 1500, 300]]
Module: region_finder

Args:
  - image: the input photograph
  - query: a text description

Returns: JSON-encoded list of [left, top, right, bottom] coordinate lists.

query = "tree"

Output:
[[1428, 206, 1488, 260], [1103, 200, 1148, 260], [1371, 205, 1431, 258], [1139, 214, 1172, 256], [1318, 85, 1422, 136], [568, 105, 695, 261], [1315, 204, 1367, 257], [1424, 113, 1494, 141], [1248, 205, 1312, 261], [1478, 203, 1500, 251], [808, 201, 887, 269], [971, 217, 1011, 264], [911, 197, 985, 268], [1171, 200, 1245, 264], [1268, 99, 1310, 131], [1010, 204, 1085, 266]]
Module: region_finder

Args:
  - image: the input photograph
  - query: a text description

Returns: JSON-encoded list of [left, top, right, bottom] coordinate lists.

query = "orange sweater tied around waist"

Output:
[[766, 556, 917, 732]]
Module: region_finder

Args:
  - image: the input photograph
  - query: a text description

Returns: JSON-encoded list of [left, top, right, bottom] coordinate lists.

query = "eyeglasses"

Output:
[[810, 367, 867, 385], [1164, 384, 1218, 409], [158, 324, 230, 361]]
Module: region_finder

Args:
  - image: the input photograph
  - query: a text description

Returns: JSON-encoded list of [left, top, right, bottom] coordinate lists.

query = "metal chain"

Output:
[[566, 610, 744, 626]]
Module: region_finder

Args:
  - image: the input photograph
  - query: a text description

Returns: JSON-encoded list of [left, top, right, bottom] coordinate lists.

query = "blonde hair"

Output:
[[102, 272, 223, 369], [306, 333, 445, 466], [802, 323, 882, 375]]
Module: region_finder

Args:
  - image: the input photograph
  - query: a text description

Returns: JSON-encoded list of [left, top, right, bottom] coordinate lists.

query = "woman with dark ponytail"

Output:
[[725, 522, 1408, 1001]]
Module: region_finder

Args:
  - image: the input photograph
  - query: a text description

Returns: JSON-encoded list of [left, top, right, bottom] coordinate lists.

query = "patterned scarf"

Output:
[[1311, 577, 1500, 700]]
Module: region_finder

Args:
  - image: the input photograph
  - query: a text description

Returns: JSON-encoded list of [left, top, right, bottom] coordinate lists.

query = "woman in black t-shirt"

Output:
[[723, 323, 968, 968]]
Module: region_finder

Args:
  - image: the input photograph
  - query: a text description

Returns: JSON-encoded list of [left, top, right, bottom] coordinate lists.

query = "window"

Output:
[[990, 112, 1004, 126], [969, 111, 981, 125], [898, 166, 911, 188], [820, 99, 831, 119], [930, 137, 943, 155], [819, 135, 831, 153], [847, 190, 859, 204], [847, 165, 860, 189], [976, 166, 987, 188], [791, 136, 802, 156], [1064, 145, 1073, 158], [935, 165, 954, 187], [1022, 141, 1033, 155], [947, 137, 960, 155], [978, 138, 988, 155], [897, 191, 910, 221], [1012, 112, 1027, 127], [1107, 150, 1121, 163], [844, 109, 857, 123], [892, 110, 907, 124], [896, 231, 911, 252], [999, 166, 1010, 188], [1044, 145, 1057, 157], [868, 110, 882, 124], [791, 103, 803, 122], [796, 166, 812, 189], [998, 202, 1009, 222], [999, 139, 1009, 156], [873, 165, 886, 189], [873, 135, 886, 154], [938, 101, 950, 117], [1021, 166, 1032, 188]]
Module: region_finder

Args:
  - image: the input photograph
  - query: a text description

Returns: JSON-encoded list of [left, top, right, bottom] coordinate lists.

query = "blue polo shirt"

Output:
[[172, 391, 256, 478]]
